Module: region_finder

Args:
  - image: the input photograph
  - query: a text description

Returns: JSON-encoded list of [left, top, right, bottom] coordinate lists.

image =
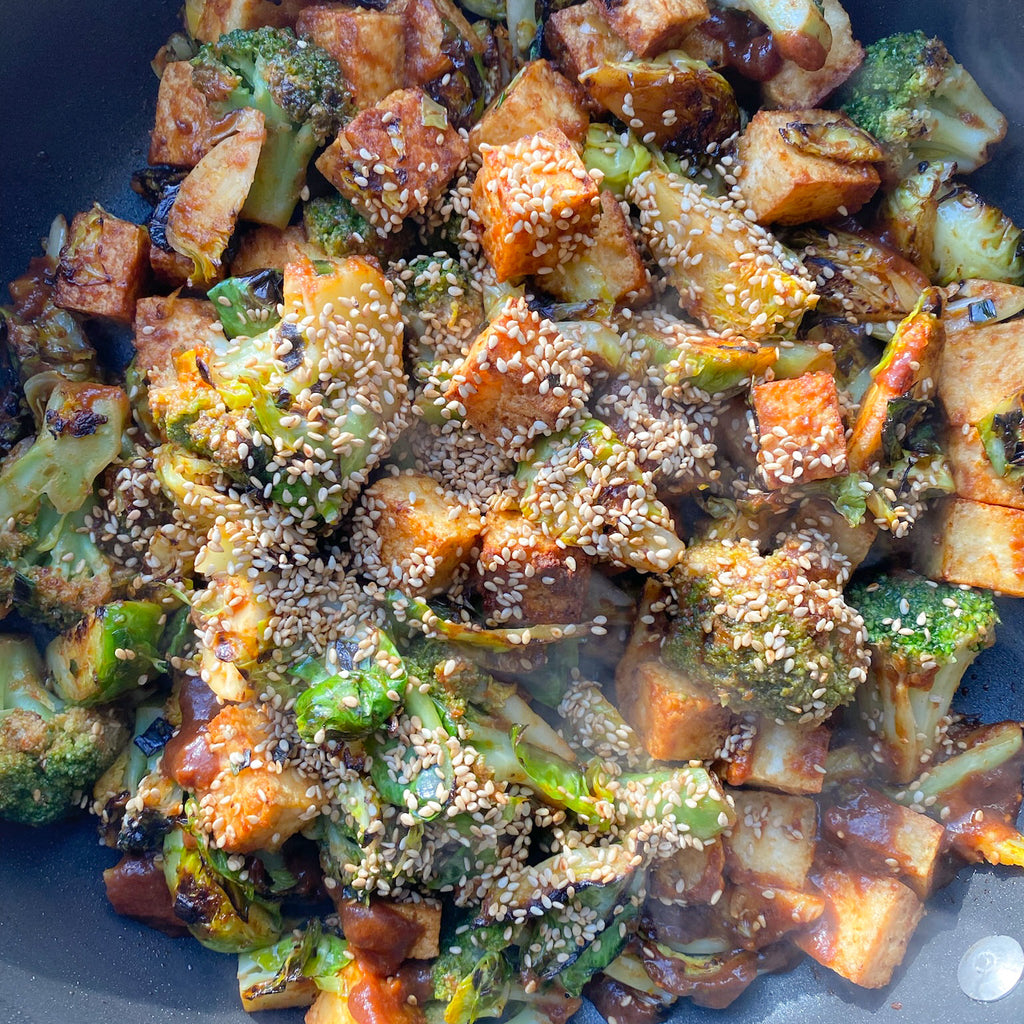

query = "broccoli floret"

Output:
[[847, 571, 998, 783], [0, 381, 130, 626], [839, 31, 1007, 174], [663, 536, 870, 721], [0, 635, 129, 826], [303, 194, 410, 263], [191, 27, 354, 228]]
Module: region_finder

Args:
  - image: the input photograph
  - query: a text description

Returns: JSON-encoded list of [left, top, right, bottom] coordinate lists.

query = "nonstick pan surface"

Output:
[[1, 2, 1023, 1022]]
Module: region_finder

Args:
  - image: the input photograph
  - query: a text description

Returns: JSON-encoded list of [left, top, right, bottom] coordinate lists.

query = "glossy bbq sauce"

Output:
[[702, 9, 782, 81]]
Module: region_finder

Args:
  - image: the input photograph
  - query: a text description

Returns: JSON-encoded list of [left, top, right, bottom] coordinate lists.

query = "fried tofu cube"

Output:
[[939, 320, 1024, 428], [752, 371, 847, 489], [724, 718, 831, 795], [616, 658, 732, 762], [917, 498, 1024, 597], [594, 0, 709, 58], [727, 883, 826, 948], [443, 296, 588, 453], [149, 61, 230, 167], [795, 869, 924, 988], [132, 296, 220, 379], [333, 897, 442, 960], [477, 510, 591, 626], [230, 224, 321, 276], [762, 0, 864, 110], [543, 191, 651, 304], [194, 704, 326, 854], [737, 109, 880, 225], [188, 0, 307, 42], [384, 899, 442, 960], [297, 5, 405, 109], [724, 790, 817, 890], [400, 0, 457, 87], [823, 787, 946, 898], [648, 840, 726, 905], [54, 206, 149, 324], [946, 421, 1024, 509], [947, 424, 1024, 511], [469, 60, 589, 155], [351, 472, 483, 596], [545, 1, 628, 110], [471, 128, 601, 282], [316, 88, 468, 231], [149, 241, 194, 289]]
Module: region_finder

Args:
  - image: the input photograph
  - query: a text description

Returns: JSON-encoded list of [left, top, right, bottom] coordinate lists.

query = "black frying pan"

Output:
[[1, 2, 1023, 1022]]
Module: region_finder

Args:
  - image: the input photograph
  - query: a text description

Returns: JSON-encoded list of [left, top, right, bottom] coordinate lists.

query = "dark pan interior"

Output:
[[1, 2, 1024, 1022]]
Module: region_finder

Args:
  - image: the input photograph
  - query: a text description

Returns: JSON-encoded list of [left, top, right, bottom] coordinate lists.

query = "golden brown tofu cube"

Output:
[[189, 0, 307, 42], [54, 206, 149, 324], [648, 840, 726, 905], [762, 0, 864, 109], [469, 60, 590, 155], [316, 88, 468, 231], [384, 899, 442, 960], [544, 190, 650, 304], [796, 869, 924, 988], [149, 61, 231, 167], [443, 296, 587, 453], [616, 658, 732, 762], [752, 371, 848, 489], [737, 109, 880, 225], [727, 883, 826, 948], [477, 509, 591, 626], [472, 128, 601, 282], [741, 719, 832, 795], [230, 224, 321, 275], [149, 241, 194, 289], [823, 787, 946, 898], [400, 0, 455, 87], [332, 898, 442, 960], [918, 498, 1024, 597], [939, 320, 1024, 428], [351, 471, 483, 596], [545, 1, 629, 111], [194, 704, 326, 854], [297, 5, 405, 109], [594, 0, 709, 57], [133, 296, 220, 379], [947, 424, 1024, 511], [724, 790, 817, 890]]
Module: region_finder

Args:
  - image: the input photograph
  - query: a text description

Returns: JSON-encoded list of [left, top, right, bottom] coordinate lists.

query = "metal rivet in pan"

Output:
[[958, 935, 1024, 1002]]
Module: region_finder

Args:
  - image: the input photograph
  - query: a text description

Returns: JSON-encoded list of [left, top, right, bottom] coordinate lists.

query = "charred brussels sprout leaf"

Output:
[[208, 270, 283, 338], [293, 634, 404, 741]]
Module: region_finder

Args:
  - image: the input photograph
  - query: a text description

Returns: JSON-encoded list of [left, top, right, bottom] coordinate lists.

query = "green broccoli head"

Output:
[[191, 28, 354, 228], [663, 537, 870, 721], [846, 571, 998, 783], [849, 572, 999, 668], [303, 194, 410, 263], [0, 636, 129, 826], [839, 31, 1007, 174]]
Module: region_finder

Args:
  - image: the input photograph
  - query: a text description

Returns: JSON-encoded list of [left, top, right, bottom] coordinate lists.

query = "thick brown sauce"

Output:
[[701, 9, 782, 82], [161, 674, 221, 790]]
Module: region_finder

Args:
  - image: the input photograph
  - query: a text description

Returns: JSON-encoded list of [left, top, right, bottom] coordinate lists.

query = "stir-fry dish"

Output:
[[5, 1, 1024, 1020]]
